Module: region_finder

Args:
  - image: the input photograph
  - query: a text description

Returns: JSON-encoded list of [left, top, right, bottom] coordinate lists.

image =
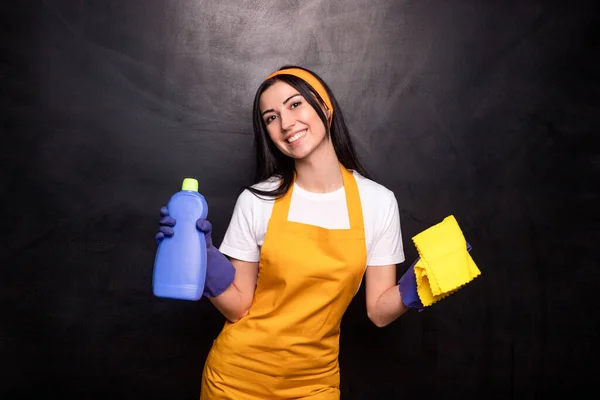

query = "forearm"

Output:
[[208, 282, 250, 323], [368, 284, 409, 328], [206, 257, 258, 323]]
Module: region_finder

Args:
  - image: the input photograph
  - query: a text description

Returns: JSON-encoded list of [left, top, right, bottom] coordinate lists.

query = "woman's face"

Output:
[[259, 80, 329, 160]]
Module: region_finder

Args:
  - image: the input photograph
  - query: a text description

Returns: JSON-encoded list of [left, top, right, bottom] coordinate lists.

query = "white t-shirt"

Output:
[[219, 170, 405, 267]]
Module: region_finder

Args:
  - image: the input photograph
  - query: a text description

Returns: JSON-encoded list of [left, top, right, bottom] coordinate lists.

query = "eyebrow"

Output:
[[261, 93, 302, 117]]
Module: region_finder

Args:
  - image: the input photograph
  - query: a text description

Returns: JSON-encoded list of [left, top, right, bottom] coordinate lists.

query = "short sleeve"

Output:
[[367, 192, 405, 266], [218, 190, 261, 262]]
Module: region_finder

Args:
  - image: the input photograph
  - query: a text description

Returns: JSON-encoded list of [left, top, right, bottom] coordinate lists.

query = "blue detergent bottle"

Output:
[[153, 178, 208, 301]]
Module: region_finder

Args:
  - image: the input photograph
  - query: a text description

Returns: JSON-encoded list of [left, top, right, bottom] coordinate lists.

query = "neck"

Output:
[[294, 138, 343, 193]]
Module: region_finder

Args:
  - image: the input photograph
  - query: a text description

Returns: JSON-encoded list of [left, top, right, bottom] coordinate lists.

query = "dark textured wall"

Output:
[[2, 1, 598, 398]]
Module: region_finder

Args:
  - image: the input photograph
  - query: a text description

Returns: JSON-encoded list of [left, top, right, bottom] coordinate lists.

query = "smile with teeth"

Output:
[[287, 129, 307, 143]]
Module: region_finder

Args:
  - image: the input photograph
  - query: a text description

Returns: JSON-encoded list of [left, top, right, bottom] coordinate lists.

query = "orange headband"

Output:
[[265, 68, 334, 125]]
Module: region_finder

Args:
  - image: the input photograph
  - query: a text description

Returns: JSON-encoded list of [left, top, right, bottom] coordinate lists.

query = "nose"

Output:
[[279, 109, 295, 132]]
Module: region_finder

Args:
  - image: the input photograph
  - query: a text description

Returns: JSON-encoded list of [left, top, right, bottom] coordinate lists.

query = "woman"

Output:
[[155, 66, 423, 399]]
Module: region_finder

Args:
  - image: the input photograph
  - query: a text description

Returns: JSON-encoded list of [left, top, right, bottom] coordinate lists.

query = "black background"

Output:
[[2, 1, 598, 399]]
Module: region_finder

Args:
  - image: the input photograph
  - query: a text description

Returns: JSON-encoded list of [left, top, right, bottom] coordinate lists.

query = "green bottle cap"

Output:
[[182, 178, 198, 192]]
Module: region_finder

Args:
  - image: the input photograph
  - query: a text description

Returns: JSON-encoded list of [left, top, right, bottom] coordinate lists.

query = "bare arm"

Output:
[[365, 264, 409, 327], [208, 258, 259, 323]]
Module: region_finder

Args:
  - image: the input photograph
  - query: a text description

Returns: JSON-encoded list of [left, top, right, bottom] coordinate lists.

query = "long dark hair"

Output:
[[244, 65, 370, 199]]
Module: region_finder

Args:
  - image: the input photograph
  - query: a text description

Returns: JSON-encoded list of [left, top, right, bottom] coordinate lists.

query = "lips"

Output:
[[286, 129, 307, 144]]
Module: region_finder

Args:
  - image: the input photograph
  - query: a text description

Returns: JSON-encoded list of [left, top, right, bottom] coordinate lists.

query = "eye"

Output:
[[290, 101, 302, 109], [264, 115, 277, 124]]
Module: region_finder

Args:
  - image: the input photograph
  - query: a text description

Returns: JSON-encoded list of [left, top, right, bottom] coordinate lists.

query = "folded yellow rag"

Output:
[[412, 215, 481, 307]]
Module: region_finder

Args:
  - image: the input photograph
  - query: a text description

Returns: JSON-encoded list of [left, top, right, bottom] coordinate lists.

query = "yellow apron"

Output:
[[200, 165, 368, 399]]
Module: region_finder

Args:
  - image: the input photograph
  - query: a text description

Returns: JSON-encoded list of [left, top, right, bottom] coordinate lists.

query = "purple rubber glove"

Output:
[[398, 242, 473, 311], [155, 206, 176, 243], [398, 258, 425, 311], [155, 206, 236, 298]]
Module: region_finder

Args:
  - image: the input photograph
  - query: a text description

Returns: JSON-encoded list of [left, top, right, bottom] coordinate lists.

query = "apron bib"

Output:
[[201, 165, 367, 399]]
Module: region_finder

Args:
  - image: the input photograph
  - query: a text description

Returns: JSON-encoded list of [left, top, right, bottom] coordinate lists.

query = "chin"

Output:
[[288, 146, 314, 160], [278, 141, 313, 160]]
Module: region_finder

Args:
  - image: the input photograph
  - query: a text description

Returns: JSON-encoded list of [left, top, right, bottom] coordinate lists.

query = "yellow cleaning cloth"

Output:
[[412, 215, 481, 307]]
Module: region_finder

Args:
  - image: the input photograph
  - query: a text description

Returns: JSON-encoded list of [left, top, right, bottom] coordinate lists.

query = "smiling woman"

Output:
[[247, 66, 368, 199], [156, 65, 423, 399], [260, 81, 331, 172]]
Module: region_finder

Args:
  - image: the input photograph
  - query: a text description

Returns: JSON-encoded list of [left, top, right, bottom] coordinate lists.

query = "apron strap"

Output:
[[340, 165, 364, 231]]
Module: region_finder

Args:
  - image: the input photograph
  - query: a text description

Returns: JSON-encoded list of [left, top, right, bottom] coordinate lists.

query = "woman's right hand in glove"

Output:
[[155, 206, 176, 244], [154, 206, 236, 298]]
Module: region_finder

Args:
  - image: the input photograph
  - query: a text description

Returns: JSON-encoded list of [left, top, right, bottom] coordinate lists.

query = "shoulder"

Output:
[[350, 170, 404, 265], [250, 175, 282, 193], [351, 171, 398, 206], [238, 176, 281, 201], [352, 170, 400, 233], [235, 176, 282, 206]]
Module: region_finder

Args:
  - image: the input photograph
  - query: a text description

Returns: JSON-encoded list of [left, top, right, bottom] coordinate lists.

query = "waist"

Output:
[[212, 322, 341, 379], [206, 345, 340, 393]]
